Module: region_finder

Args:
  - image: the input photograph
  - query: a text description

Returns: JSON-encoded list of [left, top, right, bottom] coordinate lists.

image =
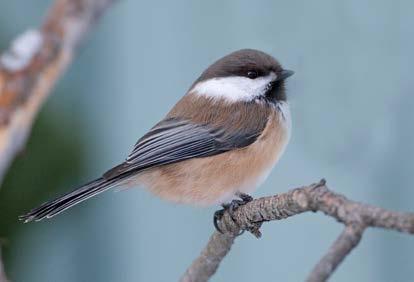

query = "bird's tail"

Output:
[[19, 176, 122, 223]]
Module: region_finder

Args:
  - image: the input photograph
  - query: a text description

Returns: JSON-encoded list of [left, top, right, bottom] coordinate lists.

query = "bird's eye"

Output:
[[247, 70, 258, 79]]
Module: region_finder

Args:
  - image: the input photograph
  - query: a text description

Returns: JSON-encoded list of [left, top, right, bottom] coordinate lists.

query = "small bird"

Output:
[[20, 49, 294, 226]]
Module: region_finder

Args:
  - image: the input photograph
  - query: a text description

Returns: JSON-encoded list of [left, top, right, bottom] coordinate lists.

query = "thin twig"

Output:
[[0, 0, 117, 279], [181, 180, 414, 282], [306, 224, 365, 282]]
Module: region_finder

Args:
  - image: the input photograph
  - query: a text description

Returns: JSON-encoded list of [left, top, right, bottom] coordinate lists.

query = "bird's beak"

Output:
[[277, 69, 294, 81]]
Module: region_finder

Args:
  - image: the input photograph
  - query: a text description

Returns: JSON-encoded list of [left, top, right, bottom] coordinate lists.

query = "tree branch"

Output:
[[0, 0, 117, 185], [181, 179, 414, 282], [306, 224, 364, 282], [180, 233, 235, 282], [0, 0, 117, 280]]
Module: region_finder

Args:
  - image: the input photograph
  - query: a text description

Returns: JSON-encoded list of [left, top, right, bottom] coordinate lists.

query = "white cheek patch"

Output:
[[190, 72, 277, 102]]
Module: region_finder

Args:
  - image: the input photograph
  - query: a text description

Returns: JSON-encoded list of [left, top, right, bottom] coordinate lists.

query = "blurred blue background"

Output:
[[1, 1, 413, 281]]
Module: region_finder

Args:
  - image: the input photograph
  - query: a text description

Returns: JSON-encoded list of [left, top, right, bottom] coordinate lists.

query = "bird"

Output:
[[20, 49, 294, 227]]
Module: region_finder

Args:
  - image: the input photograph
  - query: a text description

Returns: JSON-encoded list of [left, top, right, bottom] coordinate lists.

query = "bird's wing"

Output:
[[103, 117, 263, 179]]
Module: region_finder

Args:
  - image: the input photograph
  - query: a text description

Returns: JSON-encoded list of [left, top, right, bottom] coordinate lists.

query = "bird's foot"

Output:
[[213, 192, 253, 235]]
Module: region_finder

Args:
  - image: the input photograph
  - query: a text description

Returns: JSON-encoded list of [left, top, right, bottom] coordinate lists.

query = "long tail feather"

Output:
[[19, 177, 122, 223]]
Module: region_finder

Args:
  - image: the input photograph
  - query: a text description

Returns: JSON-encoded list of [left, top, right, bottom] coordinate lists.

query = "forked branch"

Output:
[[181, 179, 414, 282]]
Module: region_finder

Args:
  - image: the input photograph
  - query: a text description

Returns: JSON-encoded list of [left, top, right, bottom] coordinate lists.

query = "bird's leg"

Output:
[[213, 192, 253, 234]]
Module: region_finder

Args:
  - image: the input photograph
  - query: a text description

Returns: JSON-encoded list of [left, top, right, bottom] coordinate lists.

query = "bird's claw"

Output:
[[236, 192, 253, 203], [213, 192, 253, 235]]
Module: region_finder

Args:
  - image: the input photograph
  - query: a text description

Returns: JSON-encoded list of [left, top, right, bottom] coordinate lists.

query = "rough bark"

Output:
[[181, 179, 414, 282]]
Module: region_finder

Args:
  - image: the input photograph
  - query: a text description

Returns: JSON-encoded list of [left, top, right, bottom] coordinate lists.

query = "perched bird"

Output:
[[20, 49, 294, 227]]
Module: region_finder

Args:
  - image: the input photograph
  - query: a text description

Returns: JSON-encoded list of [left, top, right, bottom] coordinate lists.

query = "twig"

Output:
[[306, 224, 364, 282], [181, 179, 414, 282], [0, 0, 117, 280]]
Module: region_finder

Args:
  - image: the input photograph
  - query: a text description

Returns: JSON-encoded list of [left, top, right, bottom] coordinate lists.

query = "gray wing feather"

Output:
[[103, 118, 261, 179]]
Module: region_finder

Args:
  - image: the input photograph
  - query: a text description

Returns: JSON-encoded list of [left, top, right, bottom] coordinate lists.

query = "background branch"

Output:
[[181, 180, 414, 282], [0, 0, 117, 185], [0, 0, 117, 280]]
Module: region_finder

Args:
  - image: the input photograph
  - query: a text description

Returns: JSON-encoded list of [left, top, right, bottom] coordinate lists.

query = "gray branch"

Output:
[[181, 179, 414, 282], [180, 233, 235, 282], [306, 224, 364, 282]]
